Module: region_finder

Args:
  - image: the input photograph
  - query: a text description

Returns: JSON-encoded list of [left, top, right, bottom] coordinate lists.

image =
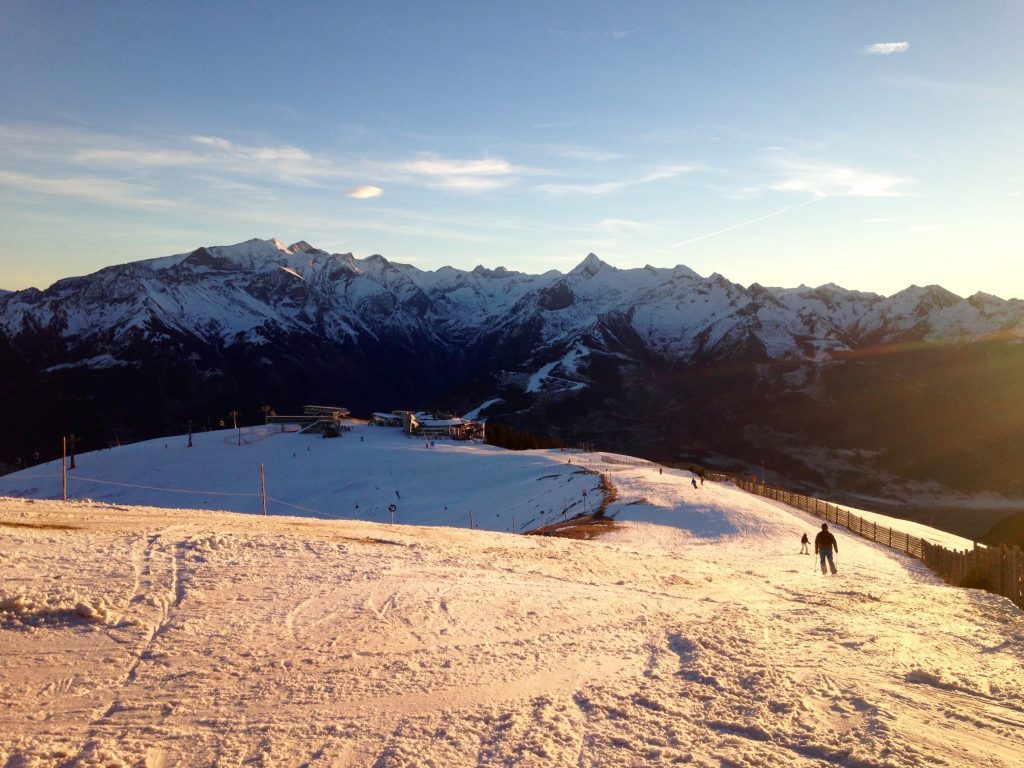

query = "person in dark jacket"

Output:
[[800, 532, 810, 555], [814, 523, 838, 574]]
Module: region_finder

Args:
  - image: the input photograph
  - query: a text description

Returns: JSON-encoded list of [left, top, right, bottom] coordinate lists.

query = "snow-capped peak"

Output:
[[570, 253, 611, 279], [286, 240, 319, 254], [4, 236, 1021, 371], [471, 265, 516, 278]]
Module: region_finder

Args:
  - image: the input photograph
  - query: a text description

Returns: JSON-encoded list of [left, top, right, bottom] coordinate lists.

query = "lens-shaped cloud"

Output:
[[862, 42, 909, 55], [348, 185, 383, 199]]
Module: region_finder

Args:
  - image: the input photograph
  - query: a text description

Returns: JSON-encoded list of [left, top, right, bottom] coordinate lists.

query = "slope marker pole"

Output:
[[62, 436, 67, 501], [260, 464, 267, 516]]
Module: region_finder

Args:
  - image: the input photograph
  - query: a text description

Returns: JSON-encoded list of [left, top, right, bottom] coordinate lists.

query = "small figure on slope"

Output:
[[814, 523, 839, 574], [691, 478, 698, 490], [800, 532, 810, 555]]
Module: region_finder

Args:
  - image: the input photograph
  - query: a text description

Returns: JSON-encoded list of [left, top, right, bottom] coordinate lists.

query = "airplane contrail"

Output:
[[669, 196, 825, 249]]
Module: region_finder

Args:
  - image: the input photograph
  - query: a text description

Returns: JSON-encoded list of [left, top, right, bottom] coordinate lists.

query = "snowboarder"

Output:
[[814, 523, 839, 574], [691, 478, 698, 490], [800, 532, 810, 554]]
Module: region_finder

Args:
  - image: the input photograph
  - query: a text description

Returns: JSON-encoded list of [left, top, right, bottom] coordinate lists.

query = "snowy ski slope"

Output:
[[0, 423, 1021, 766]]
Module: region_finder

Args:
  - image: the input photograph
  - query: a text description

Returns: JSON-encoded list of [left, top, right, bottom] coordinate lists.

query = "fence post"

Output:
[[1013, 546, 1023, 608], [989, 546, 1000, 595], [997, 545, 1007, 599], [1014, 546, 1022, 607]]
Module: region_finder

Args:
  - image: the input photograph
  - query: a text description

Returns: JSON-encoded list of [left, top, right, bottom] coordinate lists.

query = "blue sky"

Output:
[[1, 1, 1021, 298]]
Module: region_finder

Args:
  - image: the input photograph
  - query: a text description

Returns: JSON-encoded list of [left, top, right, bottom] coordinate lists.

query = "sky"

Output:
[[0, 1, 1021, 298]]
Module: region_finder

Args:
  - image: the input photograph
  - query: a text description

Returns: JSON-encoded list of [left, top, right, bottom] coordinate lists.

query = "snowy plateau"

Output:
[[1, 423, 1022, 767]]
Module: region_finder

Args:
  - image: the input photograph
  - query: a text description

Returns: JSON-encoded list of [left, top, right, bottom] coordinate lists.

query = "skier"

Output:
[[800, 532, 810, 554], [814, 523, 839, 574], [691, 478, 698, 490]]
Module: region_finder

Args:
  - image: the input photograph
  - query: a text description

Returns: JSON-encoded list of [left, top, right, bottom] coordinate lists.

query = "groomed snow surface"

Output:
[[1, 425, 1022, 767]]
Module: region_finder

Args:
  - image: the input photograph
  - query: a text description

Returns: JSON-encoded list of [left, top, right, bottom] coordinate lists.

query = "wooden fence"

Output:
[[706, 472, 1023, 611], [599, 454, 657, 468]]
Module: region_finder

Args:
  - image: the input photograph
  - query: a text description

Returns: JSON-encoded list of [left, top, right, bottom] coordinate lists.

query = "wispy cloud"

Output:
[[531, 120, 580, 131], [538, 144, 622, 162], [599, 218, 648, 232], [69, 134, 336, 185], [862, 41, 909, 55], [191, 135, 314, 163], [721, 186, 763, 201], [4, 123, 531, 198], [75, 148, 205, 167], [536, 165, 694, 196], [385, 154, 518, 191], [885, 75, 1010, 102], [552, 29, 636, 42], [348, 185, 383, 199], [0, 169, 175, 209], [770, 158, 913, 198], [188, 135, 333, 183]]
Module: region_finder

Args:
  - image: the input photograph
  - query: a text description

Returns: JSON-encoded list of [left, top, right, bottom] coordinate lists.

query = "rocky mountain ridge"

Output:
[[3, 237, 1022, 369], [3, 237, 1024, 516]]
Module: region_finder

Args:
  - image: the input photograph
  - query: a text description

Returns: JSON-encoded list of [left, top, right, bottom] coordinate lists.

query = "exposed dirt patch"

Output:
[[0, 520, 82, 531], [537, 518, 624, 540]]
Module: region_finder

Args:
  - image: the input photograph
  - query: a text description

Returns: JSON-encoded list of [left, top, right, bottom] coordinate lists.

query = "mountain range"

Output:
[[3, 237, 1024, 535]]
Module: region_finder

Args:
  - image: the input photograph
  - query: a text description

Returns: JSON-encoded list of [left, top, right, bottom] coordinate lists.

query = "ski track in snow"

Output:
[[1, 427, 1023, 766]]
